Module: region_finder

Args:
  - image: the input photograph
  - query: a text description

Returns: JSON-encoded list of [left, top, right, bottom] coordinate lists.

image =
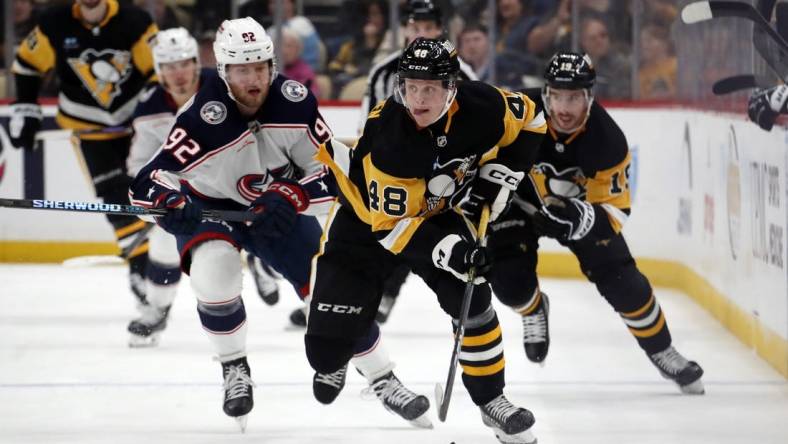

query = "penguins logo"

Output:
[[67, 48, 132, 108]]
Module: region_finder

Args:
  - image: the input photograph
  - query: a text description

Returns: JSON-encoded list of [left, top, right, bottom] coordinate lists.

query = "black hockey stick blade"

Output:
[[712, 74, 775, 94], [683, 1, 788, 80], [0, 198, 254, 223], [436, 205, 491, 422]]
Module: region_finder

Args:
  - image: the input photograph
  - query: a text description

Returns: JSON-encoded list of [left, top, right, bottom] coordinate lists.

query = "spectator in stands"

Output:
[[496, 0, 540, 56], [527, 0, 571, 58], [1, 0, 40, 65], [328, 0, 387, 89], [638, 22, 677, 99], [278, 28, 320, 97], [580, 16, 631, 99], [458, 22, 533, 88], [134, 0, 190, 29], [266, 0, 323, 73]]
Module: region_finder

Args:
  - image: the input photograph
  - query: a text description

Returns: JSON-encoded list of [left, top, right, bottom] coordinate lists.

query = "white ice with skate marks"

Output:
[[0, 264, 787, 444]]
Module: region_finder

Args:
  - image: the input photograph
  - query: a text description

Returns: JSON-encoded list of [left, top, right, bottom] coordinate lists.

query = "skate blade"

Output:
[[679, 379, 705, 395], [493, 427, 537, 444], [408, 412, 434, 429], [234, 414, 249, 433], [128, 333, 160, 348]]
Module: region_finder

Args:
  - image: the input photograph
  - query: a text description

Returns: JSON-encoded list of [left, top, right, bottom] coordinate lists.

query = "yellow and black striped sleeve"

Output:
[[131, 22, 159, 80], [480, 88, 547, 171], [585, 151, 632, 233], [12, 26, 56, 77]]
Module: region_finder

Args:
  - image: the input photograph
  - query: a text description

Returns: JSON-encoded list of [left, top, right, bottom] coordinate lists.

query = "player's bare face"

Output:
[[227, 62, 271, 111], [403, 78, 449, 128], [160, 59, 198, 96], [547, 88, 589, 133]]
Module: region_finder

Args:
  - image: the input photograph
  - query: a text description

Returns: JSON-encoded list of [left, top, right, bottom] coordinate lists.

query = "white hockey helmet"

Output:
[[152, 27, 200, 79], [213, 17, 276, 87]]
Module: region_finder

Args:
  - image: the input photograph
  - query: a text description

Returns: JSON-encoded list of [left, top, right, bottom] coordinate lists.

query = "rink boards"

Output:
[[0, 103, 786, 377]]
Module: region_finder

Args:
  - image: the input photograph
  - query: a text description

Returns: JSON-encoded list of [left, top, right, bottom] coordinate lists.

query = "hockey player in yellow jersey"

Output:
[[493, 52, 705, 394], [9, 0, 158, 308], [306, 38, 546, 443]]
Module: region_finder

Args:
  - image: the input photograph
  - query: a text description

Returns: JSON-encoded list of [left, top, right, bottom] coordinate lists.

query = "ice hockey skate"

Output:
[[521, 292, 550, 364], [246, 255, 279, 305], [648, 345, 705, 394], [221, 356, 255, 432], [127, 305, 171, 347], [480, 394, 537, 444], [362, 371, 432, 429], [313, 363, 347, 404]]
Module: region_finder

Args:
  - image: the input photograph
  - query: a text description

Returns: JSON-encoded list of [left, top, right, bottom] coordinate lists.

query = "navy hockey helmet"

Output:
[[543, 52, 596, 90], [397, 37, 459, 83], [406, 0, 443, 25]]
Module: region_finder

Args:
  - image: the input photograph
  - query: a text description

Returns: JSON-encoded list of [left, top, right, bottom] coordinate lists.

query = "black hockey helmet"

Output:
[[397, 37, 459, 83], [406, 0, 442, 25], [544, 52, 596, 90]]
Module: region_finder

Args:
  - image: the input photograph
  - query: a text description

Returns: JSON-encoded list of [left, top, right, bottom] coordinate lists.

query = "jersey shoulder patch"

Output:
[[175, 75, 248, 149], [280, 79, 309, 102], [257, 75, 319, 125]]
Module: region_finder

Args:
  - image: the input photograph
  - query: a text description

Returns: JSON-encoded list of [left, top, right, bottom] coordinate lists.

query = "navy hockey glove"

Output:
[[8, 102, 42, 150], [462, 163, 525, 223], [531, 196, 595, 242], [748, 85, 788, 131], [432, 234, 491, 284], [249, 178, 309, 240], [155, 192, 202, 235]]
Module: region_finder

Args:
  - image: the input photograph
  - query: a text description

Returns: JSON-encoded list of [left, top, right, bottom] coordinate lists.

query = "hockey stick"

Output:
[[712, 74, 776, 94], [682, 1, 788, 79], [61, 223, 154, 267], [0, 198, 254, 223], [435, 205, 491, 422]]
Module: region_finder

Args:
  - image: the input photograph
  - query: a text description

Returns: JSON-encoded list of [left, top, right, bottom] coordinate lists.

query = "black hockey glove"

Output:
[[155, 192, 202, 235], [531, 196, 596, 242], [8, 102, 42, 150], [748, 85, 788, 131], [462, 163, 525, 223], [249, 178, 309, 240], [432, 234, 491, 284]]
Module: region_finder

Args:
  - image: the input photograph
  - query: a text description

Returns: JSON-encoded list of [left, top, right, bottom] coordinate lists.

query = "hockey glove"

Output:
[[531, 195, 595, 242], [155, 192, 202, 235], [9, 102, 42, 150], [462, 163, 525, 223], [249, 178, 309, 240], [432, 234, 491, 284], [748, 84, 788, 131]]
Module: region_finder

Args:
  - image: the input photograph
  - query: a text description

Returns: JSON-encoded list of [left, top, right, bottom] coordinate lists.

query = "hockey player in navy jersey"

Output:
[[125, 27, 280, 347], [129, 17, 431, 430]]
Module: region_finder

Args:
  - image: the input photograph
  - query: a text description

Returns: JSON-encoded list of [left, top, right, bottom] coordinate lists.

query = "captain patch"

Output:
[[200, 101, 227, 125], [282, 80, 308, 102]]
